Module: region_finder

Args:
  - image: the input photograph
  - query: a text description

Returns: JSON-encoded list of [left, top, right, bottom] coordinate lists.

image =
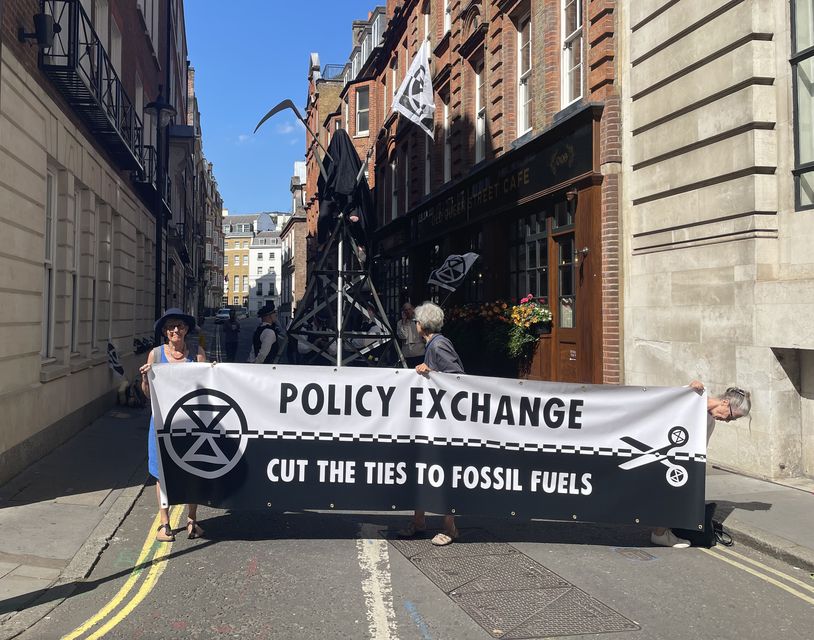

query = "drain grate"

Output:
[[386, 528, 639, 638]]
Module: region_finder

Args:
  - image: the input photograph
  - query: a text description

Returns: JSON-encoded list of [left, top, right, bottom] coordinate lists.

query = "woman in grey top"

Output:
[[400, 302, 463, 545]]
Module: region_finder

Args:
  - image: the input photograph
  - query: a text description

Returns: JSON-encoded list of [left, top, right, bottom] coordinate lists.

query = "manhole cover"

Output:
[[452, 555, 571, 594], [387, 528, 639, 638], [451, 588, 570, 638], [503, 588, 640, 638]]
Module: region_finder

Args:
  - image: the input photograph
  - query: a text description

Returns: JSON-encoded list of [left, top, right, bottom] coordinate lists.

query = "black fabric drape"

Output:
[[317, 129, 375, 245]]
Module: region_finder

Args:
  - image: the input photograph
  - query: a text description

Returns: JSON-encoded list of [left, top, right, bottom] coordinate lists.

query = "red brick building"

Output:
[[305, 0, 619, 384]]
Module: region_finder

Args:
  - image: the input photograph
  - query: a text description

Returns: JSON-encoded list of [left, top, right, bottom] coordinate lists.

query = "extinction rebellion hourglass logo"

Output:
[[160, 389, 250, 479]]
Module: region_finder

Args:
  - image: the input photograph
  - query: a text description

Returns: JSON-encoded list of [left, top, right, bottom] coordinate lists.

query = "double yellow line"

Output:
[[702, 545, 814, 606], [62, 506, 184, 640]]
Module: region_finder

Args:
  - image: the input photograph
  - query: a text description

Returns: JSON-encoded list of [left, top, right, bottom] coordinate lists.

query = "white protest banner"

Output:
[[148, 364, 707, 529]]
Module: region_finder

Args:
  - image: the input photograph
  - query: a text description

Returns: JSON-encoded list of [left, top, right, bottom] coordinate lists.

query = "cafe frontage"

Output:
[[373, 104, 610, 384]]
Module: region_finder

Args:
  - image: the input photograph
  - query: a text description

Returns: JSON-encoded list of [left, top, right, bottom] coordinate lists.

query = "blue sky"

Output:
[[185, 1, 377, 214]]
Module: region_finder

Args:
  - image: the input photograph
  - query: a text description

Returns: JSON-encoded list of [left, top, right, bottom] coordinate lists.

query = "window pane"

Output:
[[358, 109, 369, 133], [800, 170, 814, 207], [520, 19, 531, 74], [796, 0, 814, 52], [797, 57, 814, 164], [358, 88, 369, 110], [564, 0, 579, 35]]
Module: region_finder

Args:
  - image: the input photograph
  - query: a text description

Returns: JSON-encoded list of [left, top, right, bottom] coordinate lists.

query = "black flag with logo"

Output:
[[427, 252, 479, 292]]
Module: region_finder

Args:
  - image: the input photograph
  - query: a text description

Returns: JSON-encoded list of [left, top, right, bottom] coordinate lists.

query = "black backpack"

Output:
[[672, 502, 733, 548]]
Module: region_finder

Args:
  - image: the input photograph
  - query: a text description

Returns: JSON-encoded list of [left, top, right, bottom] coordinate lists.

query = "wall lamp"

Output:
[[18, 14, 61, 49]]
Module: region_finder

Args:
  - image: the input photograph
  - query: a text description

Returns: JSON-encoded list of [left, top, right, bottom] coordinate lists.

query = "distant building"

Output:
[[249, 215, 290, 314], [221, 213, 274, 308]]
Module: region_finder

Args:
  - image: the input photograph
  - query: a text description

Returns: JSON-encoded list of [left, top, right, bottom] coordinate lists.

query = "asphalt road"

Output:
[[18, 320, 814, 639], [18, 487, 814, 640]]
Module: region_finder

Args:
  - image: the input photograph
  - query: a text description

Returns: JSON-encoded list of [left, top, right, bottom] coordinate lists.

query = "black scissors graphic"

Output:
[[619, 426, 690, 487]]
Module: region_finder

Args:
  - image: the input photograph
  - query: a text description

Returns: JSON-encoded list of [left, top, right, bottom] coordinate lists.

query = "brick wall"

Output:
[[304, 0, 622, 380]]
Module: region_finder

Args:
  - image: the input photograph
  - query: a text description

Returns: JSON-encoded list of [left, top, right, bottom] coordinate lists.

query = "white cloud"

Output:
[[237, 133, 252, 144], [275, 121, 296, 135]]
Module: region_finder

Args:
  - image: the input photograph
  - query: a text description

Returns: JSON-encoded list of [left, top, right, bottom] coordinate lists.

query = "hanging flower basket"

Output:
[[507, 294, 553, 361]]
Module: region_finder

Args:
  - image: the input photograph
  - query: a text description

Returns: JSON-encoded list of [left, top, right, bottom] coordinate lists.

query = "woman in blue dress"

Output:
[[140, 308, 207, 542]]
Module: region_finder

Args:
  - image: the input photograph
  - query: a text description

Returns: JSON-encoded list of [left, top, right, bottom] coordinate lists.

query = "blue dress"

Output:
[[147, 346, 196, 479]]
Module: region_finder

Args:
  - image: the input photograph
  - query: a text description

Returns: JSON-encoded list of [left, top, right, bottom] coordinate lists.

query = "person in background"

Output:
[[140, 308, 207, 542], [223, 309, 240, 362], [399, 301, 464, 546], [249, 302, 280, 364], [650, 381, 752, 548], [396, 302, 425, 368]]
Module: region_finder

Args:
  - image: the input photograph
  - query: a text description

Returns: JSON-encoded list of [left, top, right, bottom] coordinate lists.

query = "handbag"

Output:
[[672, 502, 733, 548]]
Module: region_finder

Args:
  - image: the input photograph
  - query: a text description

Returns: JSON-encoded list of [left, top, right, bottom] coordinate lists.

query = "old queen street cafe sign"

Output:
[[148, 364, 708, 530]]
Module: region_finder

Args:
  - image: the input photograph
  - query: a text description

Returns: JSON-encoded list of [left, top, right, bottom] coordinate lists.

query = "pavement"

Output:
[[0, 399, 812, 637]]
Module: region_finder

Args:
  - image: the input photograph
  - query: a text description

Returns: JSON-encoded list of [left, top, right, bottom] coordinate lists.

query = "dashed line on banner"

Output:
[[356, 523, 398, 640]]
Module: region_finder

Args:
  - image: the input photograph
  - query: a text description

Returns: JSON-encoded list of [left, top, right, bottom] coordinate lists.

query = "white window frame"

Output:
[[356, 86, 370, 135], [258, 252, 263, 260], [70, 189, 81, 354], [561, 0, 583, 107], [243, 275, 249, 292], [390, 157, 399, 220], [233, 254, 239, 265], [443, 0, 451, 34], [475, 61, 486, 163], [91, 199, 99, 350], [390, 56, 399, 106], [42, 170, 57, 359], [233, 275, 239, 291], [423, 1, 432, 42], [517, 13, 532, 135], [243, 254, 248, 265]]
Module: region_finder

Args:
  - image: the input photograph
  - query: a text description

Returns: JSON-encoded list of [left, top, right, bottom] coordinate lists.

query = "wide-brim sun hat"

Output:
[[257, 302, 277, 317], [154, 307, 196, 334]]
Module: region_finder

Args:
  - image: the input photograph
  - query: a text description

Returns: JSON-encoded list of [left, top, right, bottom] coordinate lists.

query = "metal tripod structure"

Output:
[[256, 100, 406, 368]]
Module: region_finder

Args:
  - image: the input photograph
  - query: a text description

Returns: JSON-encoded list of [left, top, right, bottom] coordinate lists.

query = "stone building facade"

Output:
[[620, 0, 814, 479], [0, 0, 221, 483]]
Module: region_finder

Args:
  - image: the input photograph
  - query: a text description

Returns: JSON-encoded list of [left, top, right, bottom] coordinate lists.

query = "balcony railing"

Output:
[[39, 0, 143, 171], [322, 64, 345, 80], [132, 144, 172, 215]]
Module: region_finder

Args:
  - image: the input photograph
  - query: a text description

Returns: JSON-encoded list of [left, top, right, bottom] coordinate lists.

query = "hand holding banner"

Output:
[[148, 364, 707, 530]]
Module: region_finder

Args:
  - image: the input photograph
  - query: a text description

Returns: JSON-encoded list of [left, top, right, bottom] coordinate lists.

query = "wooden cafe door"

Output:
[[511, 189, 598, 383]]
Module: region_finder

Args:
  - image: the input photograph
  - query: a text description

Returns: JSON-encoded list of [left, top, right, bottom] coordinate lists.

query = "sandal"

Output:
[[431, 531, 458, 547], [156, 523, 175, 542], [187, 519, 204, 540], [397, 521, 427, 538]]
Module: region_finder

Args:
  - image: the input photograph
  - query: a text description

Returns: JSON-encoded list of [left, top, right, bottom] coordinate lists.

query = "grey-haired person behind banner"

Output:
[[139, 308, 208, 542], [399, 301, 464, 546], [651, 381, 752, 548]]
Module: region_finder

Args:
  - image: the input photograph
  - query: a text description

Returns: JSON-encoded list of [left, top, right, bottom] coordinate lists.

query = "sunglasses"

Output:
[[164, 322, 188, 332]]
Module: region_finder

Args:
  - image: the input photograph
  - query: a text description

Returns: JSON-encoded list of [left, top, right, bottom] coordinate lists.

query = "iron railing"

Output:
[[39, 0, 143, 171]]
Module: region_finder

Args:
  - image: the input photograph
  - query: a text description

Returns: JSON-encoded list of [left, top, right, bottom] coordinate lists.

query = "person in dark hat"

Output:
[[139, 308, 207, 542], [249, 302, 281, 364]]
